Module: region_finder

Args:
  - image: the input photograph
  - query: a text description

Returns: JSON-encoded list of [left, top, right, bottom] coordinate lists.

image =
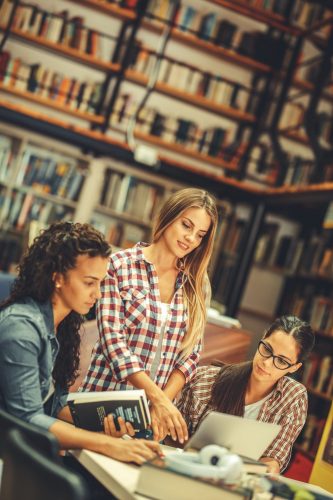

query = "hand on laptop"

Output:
[[260, 456, 280, 474], [105, 435, 162, 464]]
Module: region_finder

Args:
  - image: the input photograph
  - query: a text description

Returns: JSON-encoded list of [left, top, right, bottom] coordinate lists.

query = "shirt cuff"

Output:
[[111, 356, 144, 382], [174, 359, 198, 383], [30, 412, 57, 431]]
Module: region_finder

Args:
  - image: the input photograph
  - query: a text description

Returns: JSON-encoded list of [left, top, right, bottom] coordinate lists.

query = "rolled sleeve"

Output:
[[0, 318, 55, 430], [174, 339, 202, 383], [96, 267, 144, 382]]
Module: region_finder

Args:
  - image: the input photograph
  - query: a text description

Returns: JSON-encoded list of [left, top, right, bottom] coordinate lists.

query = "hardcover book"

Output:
[[67, 389, 151, 432], [135, 456, 251, 500]]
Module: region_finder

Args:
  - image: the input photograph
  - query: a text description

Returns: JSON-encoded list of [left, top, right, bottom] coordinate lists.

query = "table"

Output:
[[70, 448, 148, 500], [70, 447, 333, 500]]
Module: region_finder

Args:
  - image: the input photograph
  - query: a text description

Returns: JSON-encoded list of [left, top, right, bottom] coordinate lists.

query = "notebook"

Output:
[[184, 411, 281, 460]]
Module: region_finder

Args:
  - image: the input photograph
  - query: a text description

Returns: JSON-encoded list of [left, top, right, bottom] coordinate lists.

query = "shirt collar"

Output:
[[133, 242, 187, 290], [37, 299, 56, 339]]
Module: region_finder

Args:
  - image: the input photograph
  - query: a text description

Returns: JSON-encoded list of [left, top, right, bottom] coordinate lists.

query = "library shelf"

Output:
[[133, 130, 240, 172], [2, 99, 333, 202], [94, 204, 153, 229], [125, 69, 256, 123], [14, 184, 78, 209], [293, 77, 333, 104], [205, 0, 301, 34], [0, 26, 121, 74], [0, 86, 105, 125], [140, 19, 271, 74], [279, 129, 310, 146], [66, 0, 136, 21], [307, 387, 333, 402]]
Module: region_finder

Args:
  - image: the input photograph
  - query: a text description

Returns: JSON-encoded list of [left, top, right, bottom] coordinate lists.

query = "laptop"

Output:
[[184, 411, 281, 460]]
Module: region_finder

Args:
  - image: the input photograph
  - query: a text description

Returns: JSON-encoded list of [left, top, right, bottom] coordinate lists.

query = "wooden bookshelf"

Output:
[[66, 0, 136, 21], [13, 184, 78, 209], [3, 98, 333, 201], [0, 26, 121, 74], [94, 204, 153, 229], [293, 78, 333, 104], [280, 129, 310, 146], [204, 0, 301, 34], [133, 130, 239, 172], [140, 20, 271, 73], [126, 69, 256, 123], [0, 85, 105, 124]]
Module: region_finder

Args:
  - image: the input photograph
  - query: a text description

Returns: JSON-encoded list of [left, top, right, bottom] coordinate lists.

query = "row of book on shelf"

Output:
[[302, 354, 333, 397], [110, 93, 239, 161], [100, 169, 163, 221], [0, 189, 75, 232], [146, 0, 329, 41], [289, 291, 333, 335], [255, 225, 333, 276], [128, 41, 251, 110], [0, 138, 86, 201], [91, 216, 147, 250], [298, 413, 327, 456], [0, 51, 104, 115], [0, 1, 118, 62]]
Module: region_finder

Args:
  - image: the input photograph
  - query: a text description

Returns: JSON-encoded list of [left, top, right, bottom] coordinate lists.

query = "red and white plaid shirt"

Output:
[[177, 365, 308, 471], [81, 243, 201, 392]]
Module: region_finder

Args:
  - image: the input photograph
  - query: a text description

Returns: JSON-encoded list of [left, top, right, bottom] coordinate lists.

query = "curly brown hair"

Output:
[[1, 221, 111, 389]]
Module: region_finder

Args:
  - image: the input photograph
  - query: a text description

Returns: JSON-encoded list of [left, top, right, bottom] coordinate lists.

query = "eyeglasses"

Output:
[[257, 340, 298, 370]]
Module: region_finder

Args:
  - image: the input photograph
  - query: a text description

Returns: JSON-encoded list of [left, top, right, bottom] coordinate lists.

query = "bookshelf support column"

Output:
[[226, 202, 266, 318], [74, 158, 106, 224]]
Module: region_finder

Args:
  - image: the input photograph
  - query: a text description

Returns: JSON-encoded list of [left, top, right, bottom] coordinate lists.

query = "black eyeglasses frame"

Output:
[[257, 340, 299, 370]]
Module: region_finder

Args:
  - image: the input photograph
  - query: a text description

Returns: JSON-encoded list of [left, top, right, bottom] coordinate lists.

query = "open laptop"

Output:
[[184, 411, 281, 460]]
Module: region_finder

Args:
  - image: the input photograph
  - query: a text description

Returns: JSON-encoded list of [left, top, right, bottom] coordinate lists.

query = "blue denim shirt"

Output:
[[0, 297, 68, 430]]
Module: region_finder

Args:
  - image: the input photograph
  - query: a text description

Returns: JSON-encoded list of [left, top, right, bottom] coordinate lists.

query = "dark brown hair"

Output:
[[210, 315, 315, 416], [1, 221, 111, 388]]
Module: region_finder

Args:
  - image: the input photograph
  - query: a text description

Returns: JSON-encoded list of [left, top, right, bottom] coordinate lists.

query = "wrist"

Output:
[[146, 384, 165, 404]]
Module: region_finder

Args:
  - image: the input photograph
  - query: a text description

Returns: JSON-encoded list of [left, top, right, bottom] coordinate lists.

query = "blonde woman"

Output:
[[81, 188, 218, 443]]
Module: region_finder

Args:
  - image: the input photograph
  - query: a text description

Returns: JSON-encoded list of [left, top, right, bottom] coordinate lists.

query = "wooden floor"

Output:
[[70, 320, 252, 392]]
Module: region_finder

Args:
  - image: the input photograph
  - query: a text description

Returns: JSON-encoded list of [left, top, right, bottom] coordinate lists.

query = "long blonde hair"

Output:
[[152, 188, 218, 358]]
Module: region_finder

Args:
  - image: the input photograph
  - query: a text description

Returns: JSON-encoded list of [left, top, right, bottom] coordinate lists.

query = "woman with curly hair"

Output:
[[82, 188, 218, 444], [0, 221, 160, 465]]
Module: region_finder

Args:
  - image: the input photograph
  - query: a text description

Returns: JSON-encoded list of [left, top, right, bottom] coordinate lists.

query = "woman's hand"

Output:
[[104, 436, 162, 464], [104, 415, 135, 438], [260, 456, 280, 474], [150, 395, 188, 443]]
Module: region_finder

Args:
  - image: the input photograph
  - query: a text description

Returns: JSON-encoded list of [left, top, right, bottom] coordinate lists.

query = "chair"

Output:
[[0, 408, 60, 461], [0, 429, 88, 500]]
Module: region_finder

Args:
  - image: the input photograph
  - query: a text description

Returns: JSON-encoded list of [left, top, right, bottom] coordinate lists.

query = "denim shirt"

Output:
[[0, 297, 68, 430]]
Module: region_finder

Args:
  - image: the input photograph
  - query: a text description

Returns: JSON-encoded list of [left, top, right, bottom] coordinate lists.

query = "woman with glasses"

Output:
[[176, 315, 315, 474]]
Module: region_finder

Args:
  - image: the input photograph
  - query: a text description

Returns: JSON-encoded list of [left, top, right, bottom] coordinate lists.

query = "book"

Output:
[[135, 456, 251, 500], [67, 389, 151, 432]]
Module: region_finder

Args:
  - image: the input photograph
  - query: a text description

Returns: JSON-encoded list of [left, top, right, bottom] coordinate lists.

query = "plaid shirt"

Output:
[[177, 365, 308, 472], [81, 243, 201, 392]]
